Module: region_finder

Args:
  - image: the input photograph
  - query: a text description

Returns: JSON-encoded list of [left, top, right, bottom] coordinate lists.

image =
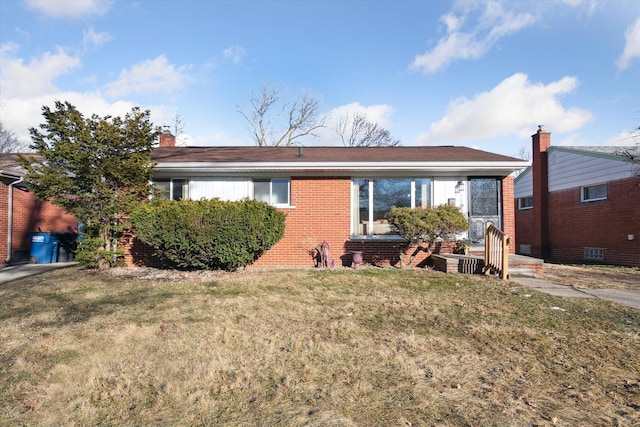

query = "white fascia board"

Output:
[[154, 161, 530, 176]]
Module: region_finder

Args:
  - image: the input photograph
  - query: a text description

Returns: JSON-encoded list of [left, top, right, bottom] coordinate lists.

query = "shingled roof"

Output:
[[152, 145, 522, 163]]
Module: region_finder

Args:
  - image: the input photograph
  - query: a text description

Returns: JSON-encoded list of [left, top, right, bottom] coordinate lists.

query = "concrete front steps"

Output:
[[431, 253, 543, 278]]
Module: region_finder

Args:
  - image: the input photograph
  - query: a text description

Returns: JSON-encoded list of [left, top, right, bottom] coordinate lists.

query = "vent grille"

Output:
[[519, 244, 531, 255]]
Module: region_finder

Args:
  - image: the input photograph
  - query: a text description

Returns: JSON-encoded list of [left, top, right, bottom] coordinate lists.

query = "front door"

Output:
[[468, 178, 501, 243]]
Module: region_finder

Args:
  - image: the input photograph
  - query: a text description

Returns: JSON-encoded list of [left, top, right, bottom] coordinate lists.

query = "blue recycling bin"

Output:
[[29, 232, 60, 264]]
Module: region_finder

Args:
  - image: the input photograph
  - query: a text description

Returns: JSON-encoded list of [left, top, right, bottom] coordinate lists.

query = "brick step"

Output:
[[432, 253, 544, 277]]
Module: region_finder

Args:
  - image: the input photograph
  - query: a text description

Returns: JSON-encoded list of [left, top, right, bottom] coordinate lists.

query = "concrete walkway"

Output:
[[512, 276, 640, 311], [0, 262, 78, 284]]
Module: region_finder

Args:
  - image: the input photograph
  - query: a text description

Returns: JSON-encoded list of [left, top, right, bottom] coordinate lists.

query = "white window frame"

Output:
[[581, 183, 607, 202], [518, 196, 533, 210], [153, 178, 189, 200], [253, 178, 291, 207]]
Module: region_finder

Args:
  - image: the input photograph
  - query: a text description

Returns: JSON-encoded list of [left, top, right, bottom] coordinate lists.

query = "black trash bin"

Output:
[[55, 233, 78, 262]]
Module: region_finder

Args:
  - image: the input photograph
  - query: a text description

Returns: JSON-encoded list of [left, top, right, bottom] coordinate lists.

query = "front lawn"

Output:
[[1, 268, 638, 426]]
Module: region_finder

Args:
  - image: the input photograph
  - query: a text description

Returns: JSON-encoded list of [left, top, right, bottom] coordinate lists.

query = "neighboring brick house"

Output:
[[514, 126, 640, 267], [1, 154, 78, 265], [129, 132, 528, 268]]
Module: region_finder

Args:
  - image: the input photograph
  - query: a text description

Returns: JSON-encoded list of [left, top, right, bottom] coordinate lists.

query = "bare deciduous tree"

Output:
[[512, 146, 531, 178], [238, 86, 327, 146], [335, 112, 400, 147], [172, 112, 185, 138], [0, 122, 25, 153], [617, 122, 640, 182]]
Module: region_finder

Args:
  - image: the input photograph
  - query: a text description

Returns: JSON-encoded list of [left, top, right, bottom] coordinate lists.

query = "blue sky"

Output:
[[1, 0, 639, 157]]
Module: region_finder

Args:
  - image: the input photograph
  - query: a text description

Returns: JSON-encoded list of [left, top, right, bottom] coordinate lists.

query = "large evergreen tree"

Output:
[[21, 101, 159, 267]]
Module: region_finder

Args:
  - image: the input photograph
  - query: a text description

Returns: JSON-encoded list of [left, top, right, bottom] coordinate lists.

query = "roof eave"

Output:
[[154, 161, 531, 176]]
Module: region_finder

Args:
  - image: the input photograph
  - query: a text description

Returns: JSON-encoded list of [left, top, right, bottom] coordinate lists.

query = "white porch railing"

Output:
[[483, 223, 510, 280]]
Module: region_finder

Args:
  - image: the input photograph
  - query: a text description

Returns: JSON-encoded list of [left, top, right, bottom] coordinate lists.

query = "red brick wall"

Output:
[[515, 204, 535, 254], [125, 174, 518, 269], [252, 177, 352, 267], [1, 183, 78, 263], [546, 177, 640, 267], [502, 175, 516, 253]]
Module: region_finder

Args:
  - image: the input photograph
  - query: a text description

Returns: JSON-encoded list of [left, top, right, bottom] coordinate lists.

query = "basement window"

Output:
[[583, 247, 604, 261], [518, 196, 533, 210], [581, 183, 607, 202]]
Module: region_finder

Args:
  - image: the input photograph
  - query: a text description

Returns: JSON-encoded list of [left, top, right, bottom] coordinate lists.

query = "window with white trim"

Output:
[[154, 179, 189, 200], [581, 183, 607, 202], [518, 196, 533, 210], [253, 178, 290, 206], [352, 178, 432, 236]]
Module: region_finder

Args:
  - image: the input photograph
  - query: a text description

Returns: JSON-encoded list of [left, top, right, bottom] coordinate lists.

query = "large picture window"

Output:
[[353, 178, 432, 236]]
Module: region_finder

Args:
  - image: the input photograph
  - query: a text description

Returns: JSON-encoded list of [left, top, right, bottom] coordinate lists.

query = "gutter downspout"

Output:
[[6, 176, 24, 264]]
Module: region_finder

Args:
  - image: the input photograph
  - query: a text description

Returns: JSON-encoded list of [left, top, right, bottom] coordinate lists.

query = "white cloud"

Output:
[[0, 90, 181, 144], [410, 1, 536, 74], [0, 43, 81, 98], [104, 55, 192, 98], [559, 0, 597, 15], [83, 27, 112, 50], [24, 0, 114, 19], [605, 130, 640, 146], [0, 46, 195, 146], [315, 102, 396, 145], [223, 45, 247, 64], [441, 13, 463, 33], [417, 73, 593, 144], [1, 92, 136, 143], [616, 18, 640, 71]]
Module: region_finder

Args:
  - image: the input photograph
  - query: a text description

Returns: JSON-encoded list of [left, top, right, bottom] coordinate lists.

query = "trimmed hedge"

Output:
[[130, 198, 286, 270]]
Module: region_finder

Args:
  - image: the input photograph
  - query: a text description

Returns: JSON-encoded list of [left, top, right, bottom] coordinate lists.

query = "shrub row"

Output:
[[130, 198, 286, 270]]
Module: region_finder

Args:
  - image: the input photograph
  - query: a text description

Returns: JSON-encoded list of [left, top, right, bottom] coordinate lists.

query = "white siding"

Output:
[[189, 178, 251, 201], [514, 169, 533, 198], [548, 150, 635, 192]]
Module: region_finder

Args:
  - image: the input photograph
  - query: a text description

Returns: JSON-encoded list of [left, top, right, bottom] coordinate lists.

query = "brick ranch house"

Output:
[[514, 126, 640, 267], [125, 131, 528, 268], [1, 154, 78, 265]]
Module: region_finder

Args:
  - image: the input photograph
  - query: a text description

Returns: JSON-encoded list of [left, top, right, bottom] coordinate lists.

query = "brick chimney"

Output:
[[531, 125, 550, 259], [159, 127, 176, 147]]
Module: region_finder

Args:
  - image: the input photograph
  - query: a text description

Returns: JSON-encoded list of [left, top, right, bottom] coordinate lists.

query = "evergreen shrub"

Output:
[[130, 198, 286, 270]]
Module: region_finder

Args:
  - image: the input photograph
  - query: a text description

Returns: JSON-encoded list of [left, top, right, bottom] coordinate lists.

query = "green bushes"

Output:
[[130, 198, 286, 270], [75, 236, 125, 269], [386, 204, 469, 266]]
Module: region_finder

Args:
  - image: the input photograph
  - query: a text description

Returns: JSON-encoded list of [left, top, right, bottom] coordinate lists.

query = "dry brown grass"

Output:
[[542, 263, 640, 290], [1, 267, 639, 426]]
